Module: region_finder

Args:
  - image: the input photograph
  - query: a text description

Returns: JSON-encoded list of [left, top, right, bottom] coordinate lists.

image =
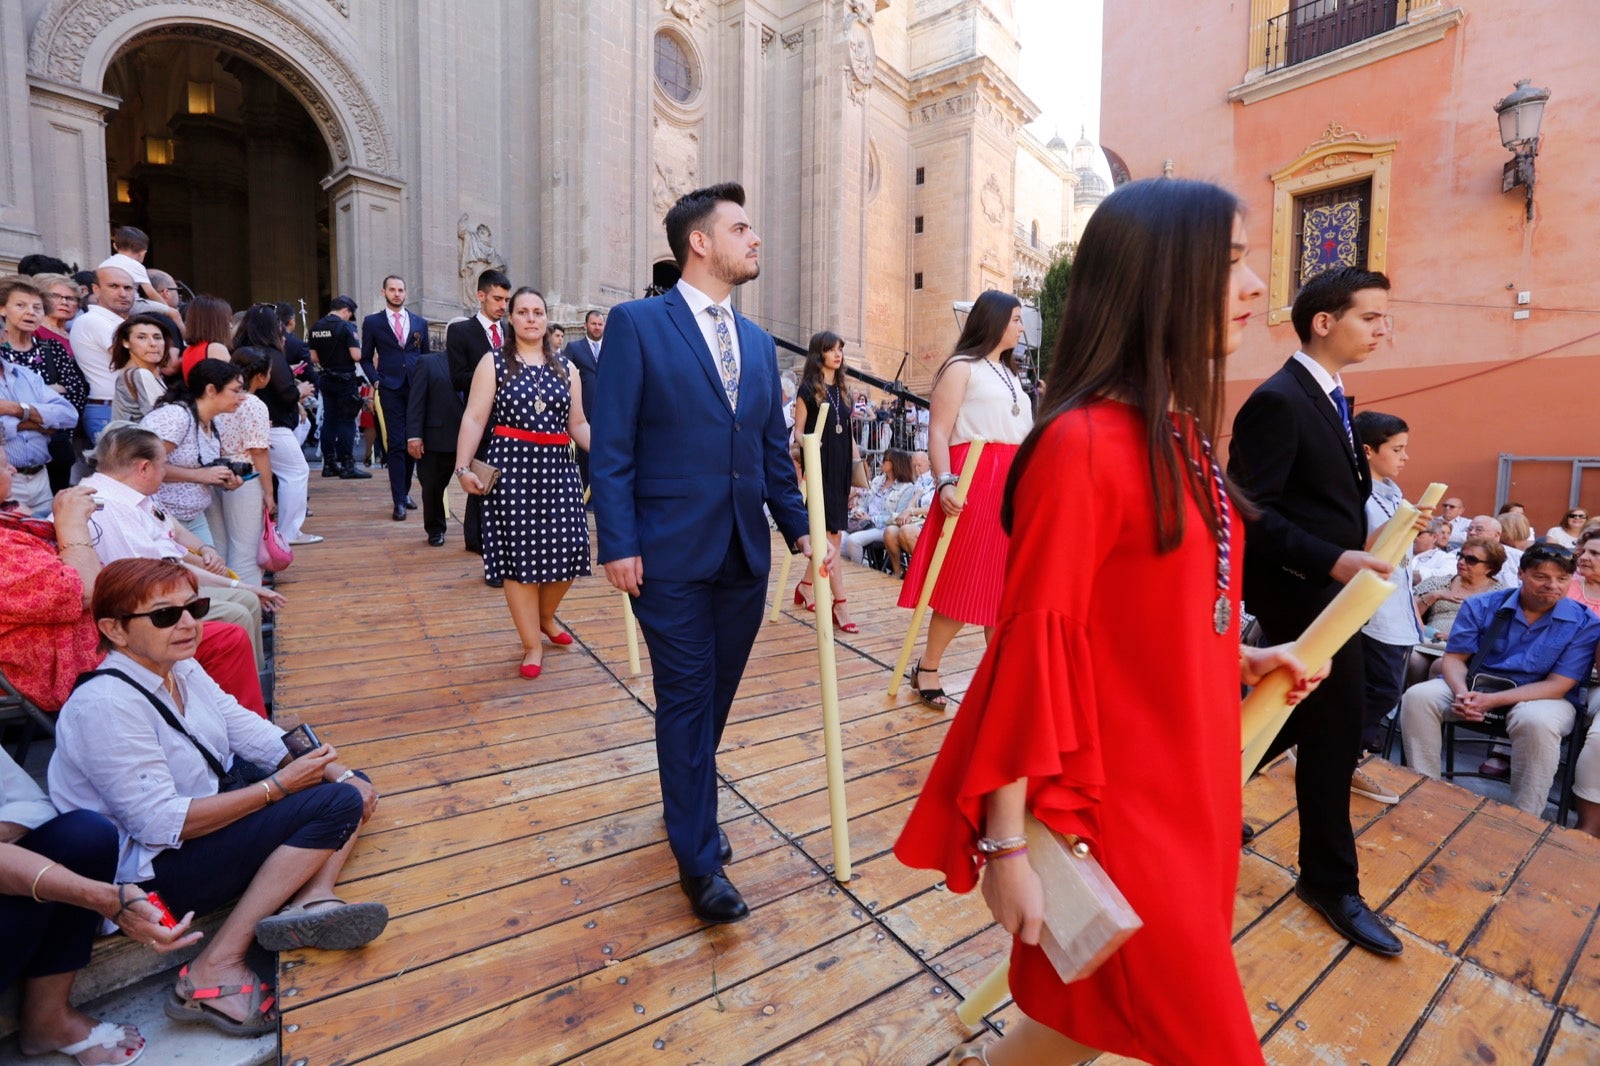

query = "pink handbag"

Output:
[[257, 511, 294, 572]]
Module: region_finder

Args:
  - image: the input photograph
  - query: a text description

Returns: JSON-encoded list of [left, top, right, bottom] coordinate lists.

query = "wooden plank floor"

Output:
[[273, 476, 1600, 1065]]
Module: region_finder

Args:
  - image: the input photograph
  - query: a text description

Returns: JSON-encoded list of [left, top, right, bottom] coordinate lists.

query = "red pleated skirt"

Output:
[[896, 442, 1018, 628]]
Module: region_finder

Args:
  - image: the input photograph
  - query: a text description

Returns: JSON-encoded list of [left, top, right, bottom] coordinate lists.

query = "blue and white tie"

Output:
[[706, 305, 738, 411]]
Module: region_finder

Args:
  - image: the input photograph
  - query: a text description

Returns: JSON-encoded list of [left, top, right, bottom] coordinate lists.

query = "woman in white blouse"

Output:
[[140, 359, 247, 546], [50, 558, 387, 1038], [206, 349, 277, 587]]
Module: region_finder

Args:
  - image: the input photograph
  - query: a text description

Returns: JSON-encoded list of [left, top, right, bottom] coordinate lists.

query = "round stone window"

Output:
[[654, 31, 697, 104]]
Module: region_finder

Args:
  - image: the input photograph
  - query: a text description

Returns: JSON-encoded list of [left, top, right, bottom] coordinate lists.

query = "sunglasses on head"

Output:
[[121, 598, 211, 628], [1523, 544, 1574, 565]]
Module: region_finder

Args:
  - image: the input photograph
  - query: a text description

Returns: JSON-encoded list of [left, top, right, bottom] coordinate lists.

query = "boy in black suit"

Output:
[[1229, 266, 1406, 958], [406, 349, 465, 547]]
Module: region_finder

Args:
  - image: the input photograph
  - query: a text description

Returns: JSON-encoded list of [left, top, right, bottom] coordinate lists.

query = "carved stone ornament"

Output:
[[845, 0, 876, 23], [981, 174, 1005, 224], [458, 214, 508, 312], [28, 0, 395, 173], [845, 17, 876, 105], [1301, 121, 1367, 156], [662, 0, 704, 25]]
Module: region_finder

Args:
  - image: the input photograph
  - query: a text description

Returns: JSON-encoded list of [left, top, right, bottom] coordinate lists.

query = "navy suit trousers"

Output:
[[631, 532, 766, 876], [378, 385, 415, 505]]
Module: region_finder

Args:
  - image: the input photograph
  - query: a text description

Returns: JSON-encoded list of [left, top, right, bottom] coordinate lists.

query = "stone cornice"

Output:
[[1228, 7, 1464, 105], [910, 55, 1039, 127]]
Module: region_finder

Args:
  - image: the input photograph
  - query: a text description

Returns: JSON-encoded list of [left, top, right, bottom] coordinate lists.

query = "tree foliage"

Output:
[[1035, 253, 1072, 384]]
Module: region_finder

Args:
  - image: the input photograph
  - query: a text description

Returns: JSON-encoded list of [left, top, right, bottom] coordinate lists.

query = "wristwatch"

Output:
[[454, 466, 471, 478], [936, 473, 960, 491], [335, 769, 357, 784]]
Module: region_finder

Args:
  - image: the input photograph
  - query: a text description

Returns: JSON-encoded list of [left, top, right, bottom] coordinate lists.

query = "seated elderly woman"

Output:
[[1414, 536, 1508, 641], [0, 460, 264, 714], [49, 558, 387, 1038], [3, 748, 198, 1065]]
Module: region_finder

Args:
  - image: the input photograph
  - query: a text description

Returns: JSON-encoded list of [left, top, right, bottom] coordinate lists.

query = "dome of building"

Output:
[[1075, 165, 1109, 204], [1046, 132, 1069, 154]]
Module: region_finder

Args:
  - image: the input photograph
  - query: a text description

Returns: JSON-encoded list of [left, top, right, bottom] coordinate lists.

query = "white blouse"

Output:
[[49, 650, 287, 882], [951, 357, 1033, 446]]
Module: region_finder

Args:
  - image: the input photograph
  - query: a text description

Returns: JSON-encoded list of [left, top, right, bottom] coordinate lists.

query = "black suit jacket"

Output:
[[405, 352, 464, 454], [446, 317, 497, 396], [1228, 356, 1372, 628], [563, 337, 599, 420], [360, 308, 430, 390]]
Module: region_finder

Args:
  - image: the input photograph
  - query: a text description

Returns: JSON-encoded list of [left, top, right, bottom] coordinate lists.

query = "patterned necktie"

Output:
[[392, 310, 405, 344], [1330, 384, 1354, 452], [706, 305, 738, 411], [489, 322, 501, 349]]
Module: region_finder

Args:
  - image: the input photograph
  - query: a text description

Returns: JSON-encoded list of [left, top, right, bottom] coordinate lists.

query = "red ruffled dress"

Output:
[[894, 402, 1262, 1065]]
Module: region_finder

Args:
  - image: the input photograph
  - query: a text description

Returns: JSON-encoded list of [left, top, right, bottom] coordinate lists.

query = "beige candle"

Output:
[[1239, 569, 1395, 782], [802, 402, 851, 882], [888, 439, 987, 698]]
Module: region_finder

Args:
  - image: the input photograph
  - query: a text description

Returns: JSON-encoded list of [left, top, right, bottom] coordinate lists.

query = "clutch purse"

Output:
[[1024, 814, 1143, 982], [469, 458, 500, 495]]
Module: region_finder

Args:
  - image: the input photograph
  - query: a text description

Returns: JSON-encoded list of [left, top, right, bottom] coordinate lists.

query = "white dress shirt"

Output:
[[80, 472, 187, 563], [388, 306, 409, 345], [1290, 350, 1346, 417], [475, 312, 504, 349], [676, 279, 741, 386], [49, 650, 288, 882], [69, 304, 125, 400]]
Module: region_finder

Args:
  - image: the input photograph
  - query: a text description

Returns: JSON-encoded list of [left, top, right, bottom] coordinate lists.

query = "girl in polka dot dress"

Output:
[[456, 287, 592, 679]]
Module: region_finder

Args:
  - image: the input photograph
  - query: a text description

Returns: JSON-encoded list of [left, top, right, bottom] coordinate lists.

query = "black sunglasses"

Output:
[[1459, 554, 1489, 566], [122, 598, 211, 628], [1569, 513, 1588, 520]]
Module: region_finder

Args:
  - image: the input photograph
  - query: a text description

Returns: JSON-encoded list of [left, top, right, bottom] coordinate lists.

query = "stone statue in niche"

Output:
[[458, 214, 508, 311]]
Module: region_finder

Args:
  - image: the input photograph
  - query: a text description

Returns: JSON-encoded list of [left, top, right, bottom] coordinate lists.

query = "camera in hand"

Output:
[[282, 722, 321, 757], [205, 457, 255, 478]]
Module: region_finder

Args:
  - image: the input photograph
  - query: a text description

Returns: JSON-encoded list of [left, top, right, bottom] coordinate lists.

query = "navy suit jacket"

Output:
[[590, 287, 808, 583], [563, 337, 600, 421], [405, 352, 464, 453], [360, 308, 430, 391]]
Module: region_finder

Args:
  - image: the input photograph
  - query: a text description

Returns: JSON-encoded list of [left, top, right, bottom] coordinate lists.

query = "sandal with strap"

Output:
[[28, 1020, 146, 1066], [254, 895, 389, 951], [165, 964, 277, 1037], [831, 599, 860, 634], [947, 1038, 991, 1064], [910, 658, 948, 710], [793, 579, 815, 612]]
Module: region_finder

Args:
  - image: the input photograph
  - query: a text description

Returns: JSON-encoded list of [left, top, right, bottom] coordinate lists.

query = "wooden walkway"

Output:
[[273, 478, 1600, 1065]]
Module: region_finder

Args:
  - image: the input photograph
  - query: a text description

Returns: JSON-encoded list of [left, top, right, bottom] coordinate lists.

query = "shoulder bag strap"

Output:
[[72, 667, 231, 781], [1464, 593, 1517, 685]]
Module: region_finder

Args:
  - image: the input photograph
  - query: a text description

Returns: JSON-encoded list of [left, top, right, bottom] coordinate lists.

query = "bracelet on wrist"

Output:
[[988, 846, 1029, 862], [976, 835, 1027, 854], [268, 772, 286, 798], [260, 780, 274, 804]]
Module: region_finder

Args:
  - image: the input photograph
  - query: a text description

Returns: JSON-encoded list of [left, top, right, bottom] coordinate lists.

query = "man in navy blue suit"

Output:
[[592, 183, 822, 923], [361, 274, 430, 521]]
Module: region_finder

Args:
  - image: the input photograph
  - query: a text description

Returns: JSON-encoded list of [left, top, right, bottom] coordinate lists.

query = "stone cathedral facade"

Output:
[[2, 0, 1084, 388]]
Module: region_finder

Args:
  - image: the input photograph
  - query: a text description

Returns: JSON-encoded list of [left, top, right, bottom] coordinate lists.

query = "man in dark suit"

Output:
[[591, 183, 820, 924], [405, 348, 465, 547], [446, 269, 511, 564], [1229, 266, 1403, 957], [361, 274, 429, 521], [563, 309, 604, 496]]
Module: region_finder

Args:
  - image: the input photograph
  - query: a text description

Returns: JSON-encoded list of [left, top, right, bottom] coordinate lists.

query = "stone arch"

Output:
[[27, 0, 396, 175]]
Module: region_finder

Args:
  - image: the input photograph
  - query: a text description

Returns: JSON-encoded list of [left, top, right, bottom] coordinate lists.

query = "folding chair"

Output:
[[0, 667, 54, 767], [1441, 699, 1590, 824]]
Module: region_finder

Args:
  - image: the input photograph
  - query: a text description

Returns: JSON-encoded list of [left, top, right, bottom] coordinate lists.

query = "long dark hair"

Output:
[[933, 290, 1021, 388], [110, 313, 171, 370], [1003, 179, 1245, 553], [798, 330, 848, 416], [500, 287, 564, 384], [231, 303, 283, 352]]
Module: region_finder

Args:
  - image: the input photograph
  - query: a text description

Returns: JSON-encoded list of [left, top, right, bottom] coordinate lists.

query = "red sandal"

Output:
[[165, 963, 277, 1037], [793, 579, 815, 611], [831, 599, 859, 634]]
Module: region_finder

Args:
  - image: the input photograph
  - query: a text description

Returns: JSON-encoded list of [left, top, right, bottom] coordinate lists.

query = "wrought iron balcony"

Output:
[[1264, 0, 1405, 73]]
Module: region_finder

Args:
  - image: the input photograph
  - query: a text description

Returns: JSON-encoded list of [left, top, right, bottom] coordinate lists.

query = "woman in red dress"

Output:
[[897, 289, 1034, 709], [896, 179, 1319, 1065]]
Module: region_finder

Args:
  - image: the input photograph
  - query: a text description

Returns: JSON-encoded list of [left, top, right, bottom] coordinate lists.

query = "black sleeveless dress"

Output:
[[799, 384, 853, 533]]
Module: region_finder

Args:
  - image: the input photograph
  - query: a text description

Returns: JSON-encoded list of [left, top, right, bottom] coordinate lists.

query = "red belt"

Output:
[[494, 426, 570, 445]]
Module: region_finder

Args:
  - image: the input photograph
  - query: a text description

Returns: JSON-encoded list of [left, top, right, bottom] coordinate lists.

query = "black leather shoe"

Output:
[[391, 505, 407, 521], [1295, 883, 1402, 956], [320, 464, 343, 478], [485, 576, 503, 588], [718, 827, 733, 864], [680, 869, 748, 924], [403, 496, 418, 510], [428, 533, 446, 547], [347, 465, 373, 479]]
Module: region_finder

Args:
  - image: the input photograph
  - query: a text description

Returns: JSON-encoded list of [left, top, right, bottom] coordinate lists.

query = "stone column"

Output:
[[172, 114, 249, 308], [239, 71, 320, 306], [0, 2, 43, 268], [26, 77, 118, 272], [321, 167, 405, 306]]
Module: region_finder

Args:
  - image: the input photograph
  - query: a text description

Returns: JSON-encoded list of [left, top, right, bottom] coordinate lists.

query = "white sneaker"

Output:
[[287, 533, 325, 546], [1351, 767, 1399, 804]]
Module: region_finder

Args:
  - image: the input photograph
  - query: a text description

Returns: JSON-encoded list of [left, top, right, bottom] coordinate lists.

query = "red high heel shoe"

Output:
[[542, 625, 574, 646], [519, 663, 542, 679], [793, 579, 815, 612], [832, 599, 859, 634]]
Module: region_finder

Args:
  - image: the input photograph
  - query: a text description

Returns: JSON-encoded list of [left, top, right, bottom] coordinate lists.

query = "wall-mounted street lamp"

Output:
[[1494, 79, 1550, 221]]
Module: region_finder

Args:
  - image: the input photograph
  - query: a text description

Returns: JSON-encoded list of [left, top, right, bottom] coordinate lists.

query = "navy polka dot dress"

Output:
[[481, 352, 592, 584]]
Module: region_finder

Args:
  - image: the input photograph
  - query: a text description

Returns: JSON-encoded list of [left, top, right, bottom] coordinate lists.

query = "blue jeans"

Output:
[[81, 402, 112, 445]]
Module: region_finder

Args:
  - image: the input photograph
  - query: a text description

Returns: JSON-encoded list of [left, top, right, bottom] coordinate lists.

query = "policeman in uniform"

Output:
[[307, 295, 371, 479]]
